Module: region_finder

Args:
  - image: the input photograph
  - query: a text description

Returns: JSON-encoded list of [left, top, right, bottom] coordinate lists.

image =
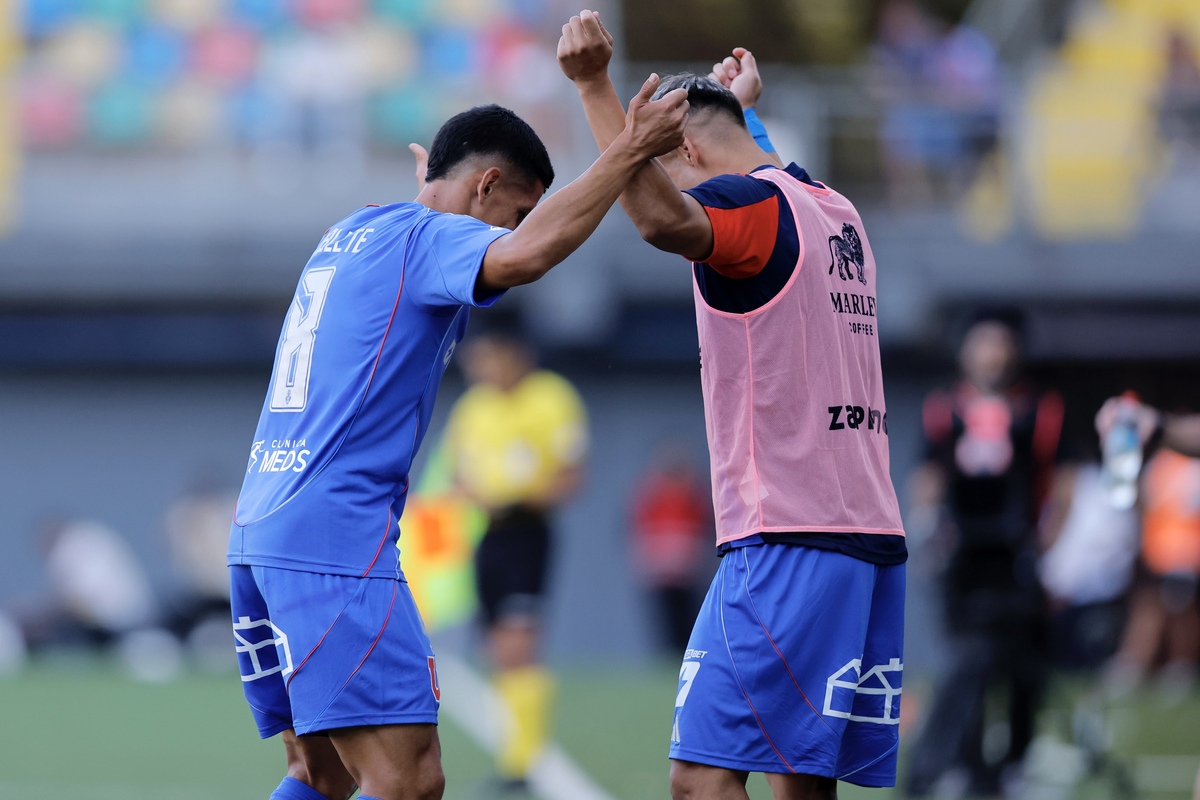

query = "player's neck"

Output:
[[700, 137, 777, 179], [726, 139, 779, 175], [415, 180, 471, 216]]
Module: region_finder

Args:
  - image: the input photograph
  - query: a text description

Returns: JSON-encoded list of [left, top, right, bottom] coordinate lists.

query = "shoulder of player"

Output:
[[317, 202, 424, 244], [685, 171, 780, 210], [325, 204, 480, 249], [342, 201, 421, 227], [452, 383, 498, 408], [520, 369, 574, 393], [414, 207, 507, 234], [446, 389, 505, 437], [520, 371, 584, 407]]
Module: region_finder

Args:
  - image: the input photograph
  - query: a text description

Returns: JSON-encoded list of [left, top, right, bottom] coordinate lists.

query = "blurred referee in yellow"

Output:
[[443, 325, 587, 793]]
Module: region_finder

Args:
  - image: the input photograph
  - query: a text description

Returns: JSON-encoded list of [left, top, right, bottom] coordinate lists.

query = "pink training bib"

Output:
[[693, 168, 905, 546]]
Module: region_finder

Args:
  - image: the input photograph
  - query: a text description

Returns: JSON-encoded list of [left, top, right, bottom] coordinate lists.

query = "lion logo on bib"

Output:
[[828, 223, 866, 286]]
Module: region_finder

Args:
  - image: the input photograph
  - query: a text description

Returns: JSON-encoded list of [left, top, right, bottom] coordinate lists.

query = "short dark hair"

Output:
[[653, 73, 746, 128], [960, 306, 1026, 353], [425, 105, 554, 189], [965, 306, 1026, 339]]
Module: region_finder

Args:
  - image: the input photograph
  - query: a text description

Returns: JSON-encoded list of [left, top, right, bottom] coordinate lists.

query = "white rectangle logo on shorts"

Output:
[[823, 657, 902, 725], [233, 616, 294, 683]]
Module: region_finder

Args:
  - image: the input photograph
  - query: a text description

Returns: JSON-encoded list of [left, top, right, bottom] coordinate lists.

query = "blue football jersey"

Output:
[[229, 202, 508, 578]]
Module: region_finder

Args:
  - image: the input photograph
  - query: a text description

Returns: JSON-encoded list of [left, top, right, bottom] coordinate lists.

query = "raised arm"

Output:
[[709, 47, 784, 168], [478, 74, 688, 291], [558, 10, 714, 261], [1096, 397, 1200, 458]]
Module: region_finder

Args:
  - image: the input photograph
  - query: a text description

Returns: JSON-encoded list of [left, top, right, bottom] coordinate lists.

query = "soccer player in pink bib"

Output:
[[559, 12, 907, 799]]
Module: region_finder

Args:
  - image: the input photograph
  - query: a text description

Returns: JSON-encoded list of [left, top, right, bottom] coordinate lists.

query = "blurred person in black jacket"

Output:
[[905, 311, 1065, 798]]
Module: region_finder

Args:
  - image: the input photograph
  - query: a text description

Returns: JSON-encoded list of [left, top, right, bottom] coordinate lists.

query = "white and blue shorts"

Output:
[[669, 543, 905, 787], [229, 565, 440, 738]]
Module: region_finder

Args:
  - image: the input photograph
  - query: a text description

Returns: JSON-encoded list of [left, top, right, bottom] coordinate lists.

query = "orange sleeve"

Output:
[[700, 195, 780, 279]]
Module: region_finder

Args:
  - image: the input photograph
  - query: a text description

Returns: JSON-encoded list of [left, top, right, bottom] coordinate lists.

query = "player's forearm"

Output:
[[483, 136, 644, 287], [575, 79, 707, 256], [575, 77, 626, 152]]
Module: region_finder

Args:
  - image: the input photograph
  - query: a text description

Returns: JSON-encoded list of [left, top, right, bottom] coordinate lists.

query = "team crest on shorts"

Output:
[[233, 616, 294, 683], [823, 657, 902, 725]]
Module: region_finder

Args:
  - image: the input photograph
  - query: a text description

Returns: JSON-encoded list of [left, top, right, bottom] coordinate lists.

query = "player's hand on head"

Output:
[[557, 9, 614, 83], [624, 73, 688, 159], [409, 143, 429, 193], [709, 47, 763, 110]]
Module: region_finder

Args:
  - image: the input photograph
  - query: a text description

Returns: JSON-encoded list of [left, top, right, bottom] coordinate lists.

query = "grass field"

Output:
[[0, 659, 1197, 799]]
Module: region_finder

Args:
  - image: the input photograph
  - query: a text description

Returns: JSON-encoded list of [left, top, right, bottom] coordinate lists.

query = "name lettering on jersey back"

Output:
[[247, 438, 311, 474], [315, 227, 375, 255], [828, 405, 888, 436]]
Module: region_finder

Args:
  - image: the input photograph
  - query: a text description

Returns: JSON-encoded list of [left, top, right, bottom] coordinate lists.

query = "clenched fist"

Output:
[[709, 47, 763, 110], [558, 9, 614, 85]]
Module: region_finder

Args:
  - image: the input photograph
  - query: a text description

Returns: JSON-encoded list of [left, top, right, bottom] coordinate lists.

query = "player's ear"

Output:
[[476, 167, 503, 203], [680, 136, 698, 166]]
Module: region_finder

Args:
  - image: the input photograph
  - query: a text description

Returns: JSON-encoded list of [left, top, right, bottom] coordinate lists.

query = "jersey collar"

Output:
[[754, 162, 825, 189]]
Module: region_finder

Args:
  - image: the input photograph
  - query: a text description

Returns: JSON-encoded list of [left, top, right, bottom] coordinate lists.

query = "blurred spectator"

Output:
[[162, 475, 236, 649], [12, 516, 157, 652], [1159, 30, 1200, 153], [905, 312, 1065, 798], [629, 442, 711, 654], [1148, 29, 1200, 232], [1096, 398, 1200, 463], [872, 0, 1000, 206], [1038, 453, 1140, 670], [18, 0, 569, 155], [1106, 448, 1200, 700], [936, 21, 1001, 164], [1096, 399, 1200, 800], [442, 328, 587, 792], [237, 26, 369, 191]]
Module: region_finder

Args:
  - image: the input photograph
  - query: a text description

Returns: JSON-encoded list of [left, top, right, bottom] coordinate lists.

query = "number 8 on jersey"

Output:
[[271, 267, 336, 413]]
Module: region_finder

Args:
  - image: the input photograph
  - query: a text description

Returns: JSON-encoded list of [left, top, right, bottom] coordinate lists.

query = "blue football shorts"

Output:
[[229, 565, 441, 738], [669, 543, 905, 787]]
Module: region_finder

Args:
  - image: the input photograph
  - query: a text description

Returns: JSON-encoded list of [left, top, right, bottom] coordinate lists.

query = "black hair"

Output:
[[465, 307, 527, 345], [653, 73, 746, 128], [464, 310, 536, 366], [958, 306, 1027, 357], [965, 306, 1026, 340], [425, 104, 554, 189]]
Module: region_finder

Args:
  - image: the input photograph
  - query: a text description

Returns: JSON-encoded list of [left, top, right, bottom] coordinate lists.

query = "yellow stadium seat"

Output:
[[1013, 0, 1199, 238]]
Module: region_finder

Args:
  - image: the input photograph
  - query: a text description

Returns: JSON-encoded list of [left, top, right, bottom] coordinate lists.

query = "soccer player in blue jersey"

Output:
[[227, 86, 688, 800], [560, 11, 907, 800]]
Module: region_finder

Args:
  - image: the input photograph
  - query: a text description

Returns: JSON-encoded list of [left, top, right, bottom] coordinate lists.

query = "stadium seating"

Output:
[[17, 0, 565, 150], [1021, 0, 1200, 238]]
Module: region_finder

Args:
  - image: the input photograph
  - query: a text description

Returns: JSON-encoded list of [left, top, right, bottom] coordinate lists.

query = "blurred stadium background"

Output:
[[1, 0, 1200, 796]]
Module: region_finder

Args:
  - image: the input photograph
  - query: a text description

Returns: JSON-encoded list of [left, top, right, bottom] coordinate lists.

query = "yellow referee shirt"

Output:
[[444, 370, 587, 509]]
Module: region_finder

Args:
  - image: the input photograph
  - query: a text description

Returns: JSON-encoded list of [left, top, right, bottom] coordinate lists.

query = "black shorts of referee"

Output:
[[474, 503, 552, 627]]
